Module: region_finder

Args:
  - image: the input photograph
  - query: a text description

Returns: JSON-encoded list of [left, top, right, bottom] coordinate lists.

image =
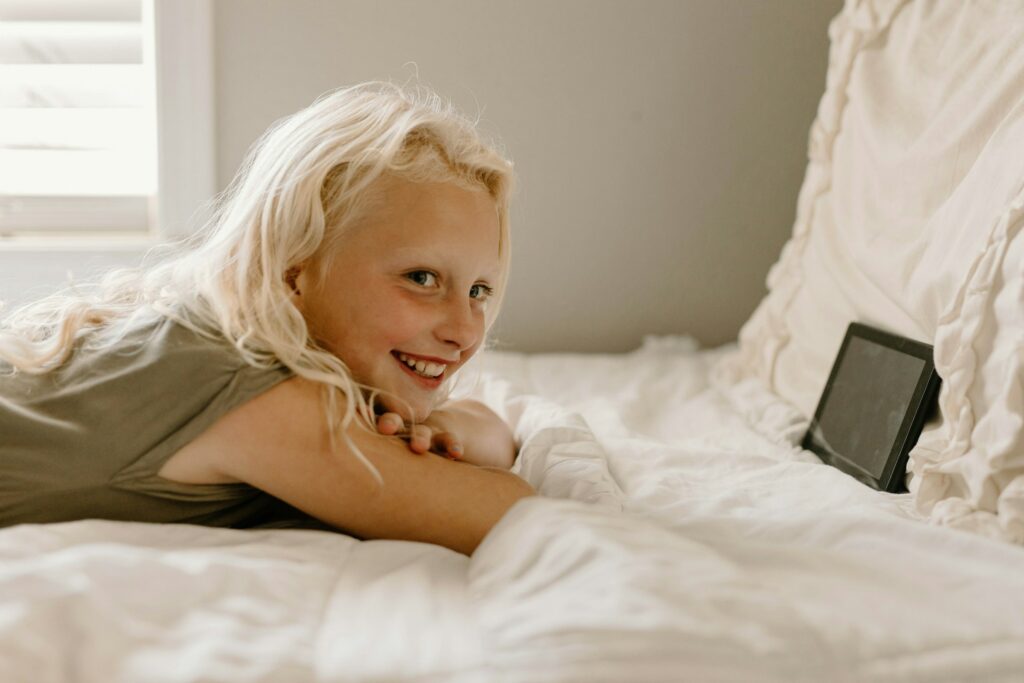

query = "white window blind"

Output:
[[0, 0, 155, 237]]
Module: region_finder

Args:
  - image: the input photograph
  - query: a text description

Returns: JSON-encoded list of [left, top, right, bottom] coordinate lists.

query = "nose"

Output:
[[435, 295, 482, 351]]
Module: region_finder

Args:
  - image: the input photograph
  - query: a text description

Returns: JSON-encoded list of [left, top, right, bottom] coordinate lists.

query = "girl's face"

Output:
[[296, 176, 502, 422]]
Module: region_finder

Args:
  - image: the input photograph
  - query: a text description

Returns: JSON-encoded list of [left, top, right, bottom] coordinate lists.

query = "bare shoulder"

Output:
[[163, 376, 535, 555]]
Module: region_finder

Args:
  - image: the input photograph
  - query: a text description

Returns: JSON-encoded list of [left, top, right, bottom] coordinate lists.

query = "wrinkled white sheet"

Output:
[[2, 337, 1023, 682]]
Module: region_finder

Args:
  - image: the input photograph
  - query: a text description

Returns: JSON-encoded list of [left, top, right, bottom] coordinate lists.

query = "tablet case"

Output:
[[801, 322, 942, 493]]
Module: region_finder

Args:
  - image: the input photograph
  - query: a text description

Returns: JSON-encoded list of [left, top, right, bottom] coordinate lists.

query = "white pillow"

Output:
[[716, 0, 1024, 542]]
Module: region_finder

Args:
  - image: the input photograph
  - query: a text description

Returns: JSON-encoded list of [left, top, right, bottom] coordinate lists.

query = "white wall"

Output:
[[0, 0, 841, 352]]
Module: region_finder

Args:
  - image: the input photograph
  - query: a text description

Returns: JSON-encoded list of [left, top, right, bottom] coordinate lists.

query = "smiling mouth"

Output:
[[391, 351, 447, 386]]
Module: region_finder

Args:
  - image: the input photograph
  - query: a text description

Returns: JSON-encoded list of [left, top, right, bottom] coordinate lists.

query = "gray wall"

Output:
[[0, 1, 840, 353], [214, 0, 839, 352]]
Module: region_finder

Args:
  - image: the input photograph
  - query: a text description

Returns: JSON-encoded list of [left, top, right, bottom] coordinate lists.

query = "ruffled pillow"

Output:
[[715, 0, 1024, 542]]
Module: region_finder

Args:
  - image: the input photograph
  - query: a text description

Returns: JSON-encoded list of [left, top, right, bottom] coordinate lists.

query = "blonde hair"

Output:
[[0, 81, 515, 486]]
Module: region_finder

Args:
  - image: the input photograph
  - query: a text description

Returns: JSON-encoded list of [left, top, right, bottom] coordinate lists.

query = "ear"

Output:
[[284, 265, 302, 296]]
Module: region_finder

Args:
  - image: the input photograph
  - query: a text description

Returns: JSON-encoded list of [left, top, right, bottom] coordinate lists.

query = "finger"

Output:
[[431, 432, 463, 460], [409, 424, 432, 454], [376, 412, 404, 435]]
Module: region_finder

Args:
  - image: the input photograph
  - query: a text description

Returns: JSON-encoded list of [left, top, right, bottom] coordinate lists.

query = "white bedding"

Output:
[[2, 338, 1023, 682]]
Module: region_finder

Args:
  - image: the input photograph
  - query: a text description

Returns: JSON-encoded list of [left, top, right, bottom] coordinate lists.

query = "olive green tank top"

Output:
[[0, 314, 317, 529]]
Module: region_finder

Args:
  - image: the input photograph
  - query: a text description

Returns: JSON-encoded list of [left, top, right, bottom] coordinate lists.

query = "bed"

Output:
[[2, 0, 1023, 680], [2, 341, 1023, 682]]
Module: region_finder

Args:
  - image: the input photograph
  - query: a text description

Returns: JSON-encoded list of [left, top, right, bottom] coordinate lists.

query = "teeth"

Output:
[[397, 353, 445, 378]]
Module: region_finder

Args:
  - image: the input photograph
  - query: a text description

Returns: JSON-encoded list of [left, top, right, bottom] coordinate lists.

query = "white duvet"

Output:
[[2, 338, 1023, 682]]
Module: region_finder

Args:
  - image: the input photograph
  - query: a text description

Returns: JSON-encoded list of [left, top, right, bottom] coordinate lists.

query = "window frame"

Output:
[[0, 0, 214, 257], [151, 0, 215, 241]]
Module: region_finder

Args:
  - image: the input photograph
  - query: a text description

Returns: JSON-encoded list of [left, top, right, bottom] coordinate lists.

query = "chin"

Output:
[[377, 393, 432, 423]]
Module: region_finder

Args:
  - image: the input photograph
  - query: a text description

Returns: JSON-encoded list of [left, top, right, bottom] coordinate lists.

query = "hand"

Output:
[[375, 411, 464, 460], [377, 400, 517, 469]]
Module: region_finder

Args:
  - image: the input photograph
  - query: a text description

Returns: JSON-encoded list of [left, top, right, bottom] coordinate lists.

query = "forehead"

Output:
[[346, 177, 502, 273]]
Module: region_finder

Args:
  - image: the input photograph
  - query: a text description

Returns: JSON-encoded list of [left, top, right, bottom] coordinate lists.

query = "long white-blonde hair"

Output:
[[0, 81, 515, 486]]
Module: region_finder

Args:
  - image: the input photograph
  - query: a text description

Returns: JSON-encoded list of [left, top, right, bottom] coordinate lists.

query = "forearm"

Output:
[[433, 399, 517, 469]]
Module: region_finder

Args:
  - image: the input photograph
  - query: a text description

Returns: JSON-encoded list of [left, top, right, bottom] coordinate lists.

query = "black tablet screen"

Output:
[[813, 336, 926, 479]]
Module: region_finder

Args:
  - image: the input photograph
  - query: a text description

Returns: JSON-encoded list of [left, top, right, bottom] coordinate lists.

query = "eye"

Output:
[[470, 283, 494, 301], [406, 270, 438, 287]]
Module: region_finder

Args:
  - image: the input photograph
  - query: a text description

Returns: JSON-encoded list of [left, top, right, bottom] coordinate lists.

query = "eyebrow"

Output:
[[390, 247, 500, 280]]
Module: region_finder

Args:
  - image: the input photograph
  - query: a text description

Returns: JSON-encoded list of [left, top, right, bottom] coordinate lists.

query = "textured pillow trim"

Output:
[[911, 189, 1024, 542]]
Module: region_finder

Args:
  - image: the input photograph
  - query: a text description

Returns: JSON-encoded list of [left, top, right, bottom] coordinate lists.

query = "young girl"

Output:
[[0, 82, 534, 556]]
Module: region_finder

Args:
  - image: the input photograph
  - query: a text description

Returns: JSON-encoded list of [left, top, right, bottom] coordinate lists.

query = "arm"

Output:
[[201, 377, 535, 555]]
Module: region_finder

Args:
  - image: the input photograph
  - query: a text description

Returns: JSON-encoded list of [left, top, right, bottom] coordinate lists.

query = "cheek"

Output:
[[367, 295, 432, 347], [463, 334, 484, 360]]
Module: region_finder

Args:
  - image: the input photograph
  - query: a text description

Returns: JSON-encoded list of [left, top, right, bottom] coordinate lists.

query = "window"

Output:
[[0, 0, 156, 237], [0, 0, 213, 309]]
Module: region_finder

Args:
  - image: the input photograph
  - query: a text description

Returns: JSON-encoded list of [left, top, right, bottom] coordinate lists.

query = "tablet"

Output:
[[800, 322, 941, 493]]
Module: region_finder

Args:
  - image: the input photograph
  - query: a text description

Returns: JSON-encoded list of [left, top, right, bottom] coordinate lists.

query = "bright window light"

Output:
[[0, 0, 155, 237]]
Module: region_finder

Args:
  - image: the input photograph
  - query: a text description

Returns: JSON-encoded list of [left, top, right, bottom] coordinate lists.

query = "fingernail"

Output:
[[451, 444, 462, 454]]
